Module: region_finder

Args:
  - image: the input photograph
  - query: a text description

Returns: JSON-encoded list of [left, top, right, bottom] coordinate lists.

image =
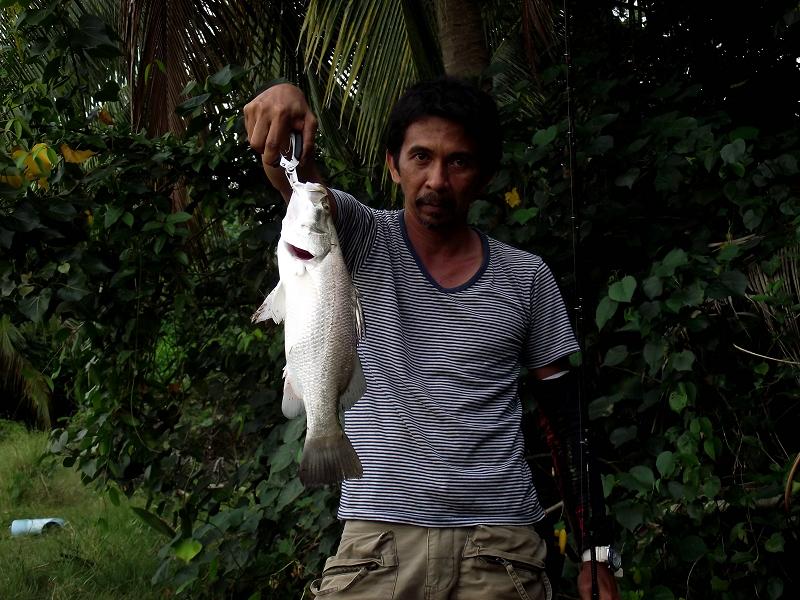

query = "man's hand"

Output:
[[243, 83, 318, 171], [577, 562, 620, 600], [243, 83, 320, 201]]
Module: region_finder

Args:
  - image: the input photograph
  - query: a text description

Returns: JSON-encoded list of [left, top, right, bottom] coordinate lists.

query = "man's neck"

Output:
[[403, 211, 483, 288]]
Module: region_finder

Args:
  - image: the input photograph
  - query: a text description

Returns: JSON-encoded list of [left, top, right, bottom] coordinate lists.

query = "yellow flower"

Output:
[[60, 144, 97, 164], [504, 187, 521, 208]]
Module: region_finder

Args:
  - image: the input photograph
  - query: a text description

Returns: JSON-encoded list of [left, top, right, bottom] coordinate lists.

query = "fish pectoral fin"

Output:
[[282, 374, 305, 418], [339, 355, 366, 411], [352, 287, 366, 341], [252, 281, 285, 324]]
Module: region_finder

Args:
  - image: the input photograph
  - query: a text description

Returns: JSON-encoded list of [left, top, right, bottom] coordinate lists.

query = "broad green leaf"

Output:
[[630, 465, 654, 488], [661, 248, 688, 275], [614, 168, 640, 189], [166, 211, 193, 224], [610, 426, 637, 448], [656, 451, 676, 478], [19, 288, 52, 322], [643, 342, 665, 370], [270, 440, 300, 473], [608, 275, 637, 302], [586, 135, 614, 156], [131, 507, 176, 538], [275, 477, 304, 512], [602, 345, 628, 367], [174, 538, 203, 562], [650, 586, 675, 600], [678, 535, 707, 562], [613, 500, 644, 531], [532, 126, 557, 146], [642, 276, 663, 299], [511, 207, 538, 225], [767, 578, 784, 600], [595, 296, 618, 330], [720, 138, 746, 165], [283, 417, 307, 443], [669, 387, 688, 413], [670, 350, 696, 372], [209, 65, 233, 88]]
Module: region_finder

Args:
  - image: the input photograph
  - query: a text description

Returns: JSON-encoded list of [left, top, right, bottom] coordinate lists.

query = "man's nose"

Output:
[[426, 161, 449, 191]]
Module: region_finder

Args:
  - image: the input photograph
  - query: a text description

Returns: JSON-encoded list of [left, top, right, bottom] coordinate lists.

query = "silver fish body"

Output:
[[253, 181, 365, 487]]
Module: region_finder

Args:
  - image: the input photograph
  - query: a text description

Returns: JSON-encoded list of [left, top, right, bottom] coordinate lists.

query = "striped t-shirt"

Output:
[[331, 189, 579, 527]]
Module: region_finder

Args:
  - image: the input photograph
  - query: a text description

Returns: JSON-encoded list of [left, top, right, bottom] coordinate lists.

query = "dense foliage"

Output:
[[1, 1, 798, 599]]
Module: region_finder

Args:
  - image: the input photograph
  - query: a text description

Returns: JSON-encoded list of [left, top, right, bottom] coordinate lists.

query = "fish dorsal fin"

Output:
[[339, 355, 366, 411]]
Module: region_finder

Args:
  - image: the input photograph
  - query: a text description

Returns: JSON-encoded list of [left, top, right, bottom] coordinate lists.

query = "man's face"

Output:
[[386, 116, 487, 232]]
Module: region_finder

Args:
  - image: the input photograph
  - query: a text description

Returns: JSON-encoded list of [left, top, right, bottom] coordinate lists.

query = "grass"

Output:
[[0, 420, 164, 600]]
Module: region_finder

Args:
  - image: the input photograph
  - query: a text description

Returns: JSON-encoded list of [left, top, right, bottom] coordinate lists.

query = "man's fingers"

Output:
[[263, 118, 291, 168], [300, 115, 317, 165]]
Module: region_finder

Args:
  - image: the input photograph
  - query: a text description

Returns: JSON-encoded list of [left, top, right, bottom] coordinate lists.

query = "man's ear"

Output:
[[386, 151, 401, 184]]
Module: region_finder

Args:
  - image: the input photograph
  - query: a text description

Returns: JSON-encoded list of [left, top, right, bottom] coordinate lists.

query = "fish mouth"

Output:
[[287, 243, 314, 260]]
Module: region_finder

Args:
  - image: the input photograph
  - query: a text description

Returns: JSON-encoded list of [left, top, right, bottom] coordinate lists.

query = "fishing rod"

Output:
[[561, 0, 601, 598]]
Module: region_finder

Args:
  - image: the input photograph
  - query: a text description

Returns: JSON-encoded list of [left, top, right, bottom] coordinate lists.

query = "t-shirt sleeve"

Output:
[[523, 260, 581, 369], [329, 188, 377, 276]]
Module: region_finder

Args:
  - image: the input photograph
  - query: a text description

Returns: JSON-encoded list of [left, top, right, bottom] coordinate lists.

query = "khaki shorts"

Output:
[[309, 520, 552, 600]]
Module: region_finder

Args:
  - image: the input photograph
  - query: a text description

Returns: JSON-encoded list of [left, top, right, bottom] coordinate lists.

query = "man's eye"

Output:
[[412, 152, 428, 161]]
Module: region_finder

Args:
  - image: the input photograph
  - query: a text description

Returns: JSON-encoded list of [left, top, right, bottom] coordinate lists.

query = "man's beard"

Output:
[[415, 192, 457, 229]]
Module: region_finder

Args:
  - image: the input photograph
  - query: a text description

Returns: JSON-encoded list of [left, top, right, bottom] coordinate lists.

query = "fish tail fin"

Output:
[[299, 433, 363, 487]]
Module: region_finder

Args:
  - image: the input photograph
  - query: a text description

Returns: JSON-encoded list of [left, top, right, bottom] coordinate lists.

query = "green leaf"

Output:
[[283, 417, 307, 443], [586, 135, 614, 156], [166, 211, 193, 224], [532, 126, 557, 146], [608, 275, 637, 302], [670, 350, 696, 372], [642, 276, 663, 299], [656, 451, 676, 478], [614, 500, 644, 531], [765, 532, 785, 553], [121, 212, 134, 227], [108, 486, 120, 506], [630, 465, 654, 489], [105, 205, 124, 228], [511, 207, 538, 225], [661, 248, 688, 275], [650, 586, 675, 600], [669, 387, 688, 413], [602, 345, 628, 367], [174, 538, 203, 562], [270, 440, 300, 473], [176, 93, 211, 113], [19, 288, 52, 322], [275, 477, 304, 512], [614, 168, 640, 189], [610, 426, 637, 448], [720, 138, 746, 165], [131, 507, 176, 538], [643, 342, 665, 370], [209, 65, 233, 88], [678, 534, 707, 562], [729, 126, 759, 141], [595, 296, 618, 330]]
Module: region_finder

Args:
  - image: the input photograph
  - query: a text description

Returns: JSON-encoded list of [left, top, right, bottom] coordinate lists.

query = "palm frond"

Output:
[[302, 0, 440, 166], [0, 315, 51, 429]]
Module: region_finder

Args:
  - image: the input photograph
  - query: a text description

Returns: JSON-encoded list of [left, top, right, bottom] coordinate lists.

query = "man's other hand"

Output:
[[578, 561, 620, 600]]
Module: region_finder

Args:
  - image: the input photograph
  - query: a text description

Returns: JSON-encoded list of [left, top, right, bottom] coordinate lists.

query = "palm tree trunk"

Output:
[[435, 0, 489, 78]]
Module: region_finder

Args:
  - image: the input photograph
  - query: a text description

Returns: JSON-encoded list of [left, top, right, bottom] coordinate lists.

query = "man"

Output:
[[244, 78, 620, 600]]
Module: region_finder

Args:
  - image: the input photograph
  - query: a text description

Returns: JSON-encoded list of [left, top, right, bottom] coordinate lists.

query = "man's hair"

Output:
[[385, 77, 502, 178]]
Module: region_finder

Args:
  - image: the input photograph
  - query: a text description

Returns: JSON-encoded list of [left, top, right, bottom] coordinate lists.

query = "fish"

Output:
[[252, 181, 365, 487]]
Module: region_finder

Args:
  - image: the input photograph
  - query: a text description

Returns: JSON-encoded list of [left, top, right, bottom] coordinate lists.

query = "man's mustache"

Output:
[[416, 192, 454, 207]]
